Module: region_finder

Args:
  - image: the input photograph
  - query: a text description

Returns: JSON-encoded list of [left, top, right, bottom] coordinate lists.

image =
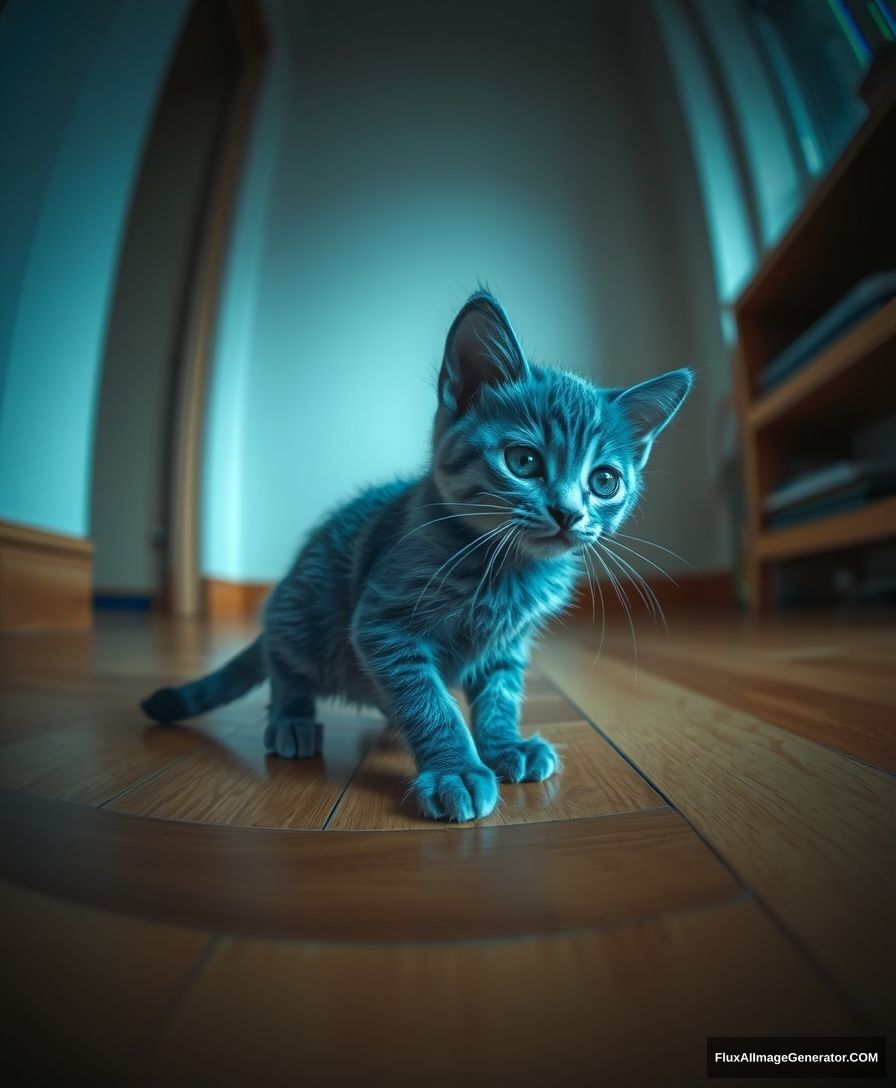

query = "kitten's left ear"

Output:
[[438, 291, 529, 414], [612, 367, 693, 467]]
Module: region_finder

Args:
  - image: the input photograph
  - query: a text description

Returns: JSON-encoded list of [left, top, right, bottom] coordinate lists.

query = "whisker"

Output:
[[433, 525, 508, 596], [387, 511, 500, 555], [472, 530, 507, 609], [470, 525, 516, 622], [598, 542, 656, 619], [588, 543, 638, 675], [610, 531, 697, 572], [418, 501, 508, 511], [592, 555, 607, 670], [472, 490, 513, 509], [599, 541, 669, 633], [412, 524, 507, 616], [510, 529, 525, 567], [581, 548, 596, 624], [580, 546, 606, 671], [493, 527, 521, 586], [598, 542, 666, 633], [604, 535, 680, 587]]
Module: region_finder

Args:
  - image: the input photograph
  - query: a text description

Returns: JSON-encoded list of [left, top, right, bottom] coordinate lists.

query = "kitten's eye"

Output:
[[504, 445, 544, 479], [589, 465, 620, 498]]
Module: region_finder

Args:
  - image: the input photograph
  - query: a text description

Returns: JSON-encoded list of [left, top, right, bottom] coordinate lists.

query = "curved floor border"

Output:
[[0, 788, 739, 942]]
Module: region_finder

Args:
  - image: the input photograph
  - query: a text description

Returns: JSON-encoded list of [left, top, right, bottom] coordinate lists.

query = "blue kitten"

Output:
[[142, 290, 692, 821]]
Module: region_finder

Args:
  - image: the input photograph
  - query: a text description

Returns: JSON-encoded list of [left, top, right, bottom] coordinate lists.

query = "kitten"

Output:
[[142, 290, 692, 822]]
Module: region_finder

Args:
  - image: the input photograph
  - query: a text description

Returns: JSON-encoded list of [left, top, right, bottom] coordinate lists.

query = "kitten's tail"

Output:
[[140, 637, 267, 724]]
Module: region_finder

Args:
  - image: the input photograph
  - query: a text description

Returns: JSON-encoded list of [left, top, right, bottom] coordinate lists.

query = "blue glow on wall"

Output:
[[0, 0, 188, 538]]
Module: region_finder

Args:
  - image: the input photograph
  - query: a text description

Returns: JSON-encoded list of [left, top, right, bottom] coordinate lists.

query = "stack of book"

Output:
[[764, 459, 896, 529], [758, 271, 896, 393]]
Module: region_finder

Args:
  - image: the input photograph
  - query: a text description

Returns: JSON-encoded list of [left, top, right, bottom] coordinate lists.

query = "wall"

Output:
[[202, 0, 728, 584], [0, 0, 189, 539], [202, 0, 297, 582]]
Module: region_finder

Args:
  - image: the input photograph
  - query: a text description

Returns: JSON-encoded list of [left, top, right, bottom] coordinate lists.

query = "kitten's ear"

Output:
[[438, 291, 529, 413], [612, 368, 693, 467]]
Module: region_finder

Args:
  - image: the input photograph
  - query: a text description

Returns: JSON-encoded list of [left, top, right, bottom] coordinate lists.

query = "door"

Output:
[[90, 0, 265, 614]]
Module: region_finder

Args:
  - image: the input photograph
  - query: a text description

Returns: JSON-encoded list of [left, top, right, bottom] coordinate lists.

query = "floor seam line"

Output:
[[320, 746, 369, 830], [538, 654, 883, 1033], [128, 934, 222, 1073], [96, 750, 196, 810]]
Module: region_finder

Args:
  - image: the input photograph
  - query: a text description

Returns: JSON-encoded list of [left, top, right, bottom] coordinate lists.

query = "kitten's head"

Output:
[[432, 290, 693, 559]]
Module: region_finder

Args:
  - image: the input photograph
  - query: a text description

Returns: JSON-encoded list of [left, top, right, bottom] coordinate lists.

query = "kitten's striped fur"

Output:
[[142, 290, 692, 821]]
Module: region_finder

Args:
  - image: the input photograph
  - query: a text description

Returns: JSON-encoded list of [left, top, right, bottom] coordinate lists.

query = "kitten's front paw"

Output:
[[412, 763, 499, 822], [264, 718, 322, 759], [482, 736, 559, 783]]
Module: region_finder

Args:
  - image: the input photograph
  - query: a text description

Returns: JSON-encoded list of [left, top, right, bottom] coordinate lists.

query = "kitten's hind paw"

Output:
[[412, 764, 499, 822], [483, 735, 559, 783], [264, 718, 323, 759]]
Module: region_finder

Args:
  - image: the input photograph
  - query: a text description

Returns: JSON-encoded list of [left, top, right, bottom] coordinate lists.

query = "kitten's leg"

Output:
[[464, 657, 559, 783], [263, 648, 322, 759], [352, 617, 498, 822]]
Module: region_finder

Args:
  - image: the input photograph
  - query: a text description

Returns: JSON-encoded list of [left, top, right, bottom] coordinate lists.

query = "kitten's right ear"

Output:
[[438, 291, 529, 414]]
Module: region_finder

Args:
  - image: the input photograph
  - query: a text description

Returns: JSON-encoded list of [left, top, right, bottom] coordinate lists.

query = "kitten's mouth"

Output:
[[528, 529, 581, 551]]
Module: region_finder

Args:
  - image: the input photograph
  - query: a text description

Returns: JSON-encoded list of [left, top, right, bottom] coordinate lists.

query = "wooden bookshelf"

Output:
[[733, 83, 896, 612]]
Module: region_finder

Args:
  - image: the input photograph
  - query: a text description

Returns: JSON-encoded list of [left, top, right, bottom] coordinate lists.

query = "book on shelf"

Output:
[[764, 458, 896, 530], [758, 271, 896, 394]]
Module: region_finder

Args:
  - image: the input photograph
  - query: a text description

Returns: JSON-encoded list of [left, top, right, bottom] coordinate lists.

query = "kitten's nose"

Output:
[[547, 505, 583, 530]]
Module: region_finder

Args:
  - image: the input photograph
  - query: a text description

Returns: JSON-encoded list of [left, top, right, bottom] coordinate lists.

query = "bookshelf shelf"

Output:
[[749, 298, 896, 433], [733, 84, 896, 612], [757, 495, 896, 562]]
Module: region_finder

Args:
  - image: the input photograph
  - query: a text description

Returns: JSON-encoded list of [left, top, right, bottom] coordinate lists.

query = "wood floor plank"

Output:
[[626, 636, 896, 771], [0, 720, 207, 805], [522, 670, 556, 696], [624, 648, 896, 773], [108, 716, 381, 829], [327, 721, 662, 830], [143, 899, 862, 1087], [518, 692, 581, 724], [668, 632, 896, 704], [0, 688, 143, 745], [0, 880, 209, 1084], [539, 635, 896, 1032], [0, 789, 740, 941]]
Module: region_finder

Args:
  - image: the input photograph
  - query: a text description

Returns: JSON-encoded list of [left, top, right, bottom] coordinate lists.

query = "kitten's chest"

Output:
[[439, 559, 577, 660]]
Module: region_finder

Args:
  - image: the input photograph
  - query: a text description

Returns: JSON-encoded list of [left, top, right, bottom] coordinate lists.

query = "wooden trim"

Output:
[[0, 520, 93, 559], [572, 570, 736, 617], [0, 520, 93, 631], [203, 571, 737, 624], [202, 577, 271, 621], [757, 495, 896, 562], [169, 0, 268, 617]]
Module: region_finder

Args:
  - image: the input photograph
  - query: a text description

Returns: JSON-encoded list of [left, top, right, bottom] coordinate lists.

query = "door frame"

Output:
[[168, 0, 268, 617]]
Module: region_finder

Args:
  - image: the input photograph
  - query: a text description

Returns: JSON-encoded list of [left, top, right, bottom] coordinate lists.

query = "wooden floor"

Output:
[[1, 608, 894, 1085]]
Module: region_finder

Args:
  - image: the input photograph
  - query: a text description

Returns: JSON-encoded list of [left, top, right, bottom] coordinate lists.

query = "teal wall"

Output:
[[0, 0, 189, 537], [202, 0, 726, 583], [0, 0, 727, 581]]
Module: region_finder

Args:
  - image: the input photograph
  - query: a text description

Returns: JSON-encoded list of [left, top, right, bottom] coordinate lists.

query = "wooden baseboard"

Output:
[[571, 569, 737, 618], [202, 577, 272, 621], [0, 520, 94, 632], [200, 570, 736, 625]]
